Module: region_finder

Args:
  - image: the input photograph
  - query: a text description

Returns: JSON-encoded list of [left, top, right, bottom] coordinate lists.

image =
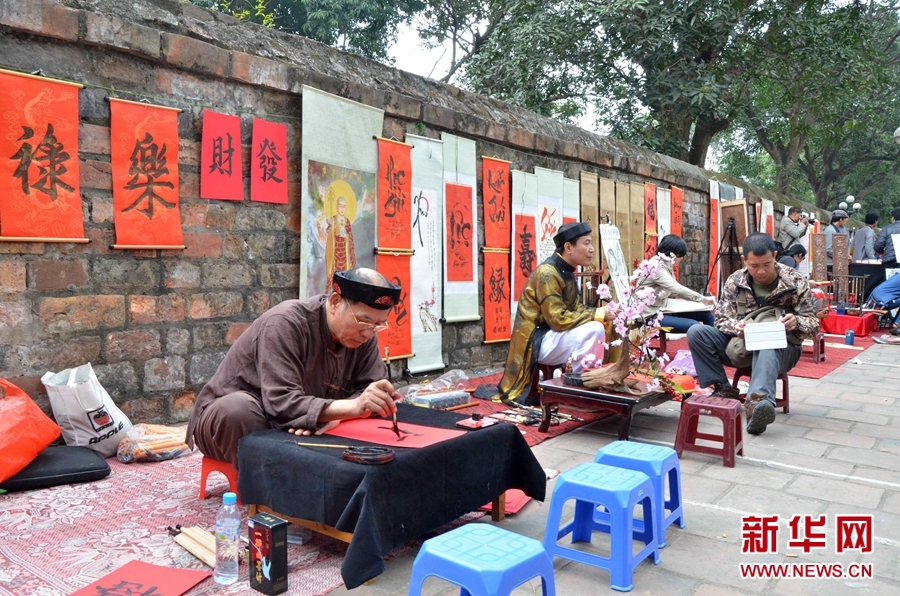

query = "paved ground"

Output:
[[325, 342, 900, 595]]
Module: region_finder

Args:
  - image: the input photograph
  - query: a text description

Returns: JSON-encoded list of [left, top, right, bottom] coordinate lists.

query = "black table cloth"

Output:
[[237, 405, 546, 589], [849, 262, 885, 303]]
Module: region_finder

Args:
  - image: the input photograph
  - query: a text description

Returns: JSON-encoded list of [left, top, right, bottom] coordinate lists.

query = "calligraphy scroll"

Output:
[[600, 224, 629, 302], [579, 171, 600, 271], [629, 182, 644, 270], [482, 157, 511, 248], [599, 177, 616, 270], [377, 138, 412, 248], [441, 133, 479, 323], [0, 70, 84, 240], [483, 250, 511, 342], [70, 561, 210, 596], [511, 169, 538, 316], [110, 98, 183, 247], [563, 178, 579, 225], [376, 252, 413, 359], [614, 181, 631, 271], [644, 183, 657, 260], [761, 198, 775, 237], [406, 134, 444, 374], [707, 181, 721, 295], [301, 86, 383, 297], [671, 186, 684, 280], [251, 117, 288, 204], [535, 167, 563, 263], [200, 110, 243, 201]]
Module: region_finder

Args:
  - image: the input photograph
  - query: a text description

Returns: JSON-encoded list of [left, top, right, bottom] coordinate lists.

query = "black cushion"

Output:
[[0, 445, 110, 492]]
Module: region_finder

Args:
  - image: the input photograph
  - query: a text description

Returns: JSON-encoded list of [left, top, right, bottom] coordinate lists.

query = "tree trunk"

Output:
[[689, 117, 732, 167]]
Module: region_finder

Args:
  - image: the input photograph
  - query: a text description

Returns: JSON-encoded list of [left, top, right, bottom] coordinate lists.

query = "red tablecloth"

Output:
[[820, 312, 878, 337]]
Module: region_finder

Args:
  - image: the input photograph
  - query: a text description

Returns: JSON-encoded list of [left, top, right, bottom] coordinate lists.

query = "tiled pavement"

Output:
[[327, 344, 900, 595]]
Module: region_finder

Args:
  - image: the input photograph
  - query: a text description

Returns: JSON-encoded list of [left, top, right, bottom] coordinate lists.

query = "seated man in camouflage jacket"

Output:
[[687, 233, 820, 435]]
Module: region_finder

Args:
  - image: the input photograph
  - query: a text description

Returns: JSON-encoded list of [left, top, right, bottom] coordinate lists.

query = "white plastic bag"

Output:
[[41, 363, 133, 458]]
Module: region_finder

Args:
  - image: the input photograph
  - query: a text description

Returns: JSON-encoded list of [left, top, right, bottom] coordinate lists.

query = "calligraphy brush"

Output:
[[385, 347, 401, 440]]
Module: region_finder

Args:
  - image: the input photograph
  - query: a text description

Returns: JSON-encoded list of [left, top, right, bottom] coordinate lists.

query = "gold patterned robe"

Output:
[[498, 253, 598, 403]]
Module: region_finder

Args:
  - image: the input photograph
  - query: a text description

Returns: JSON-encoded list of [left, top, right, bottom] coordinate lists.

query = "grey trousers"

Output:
[[192, 392, 270, 468], [686, 325, 801, 404]]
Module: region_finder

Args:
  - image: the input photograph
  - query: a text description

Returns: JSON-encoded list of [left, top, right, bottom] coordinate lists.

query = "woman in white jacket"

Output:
[[641, 235, 716, 332]]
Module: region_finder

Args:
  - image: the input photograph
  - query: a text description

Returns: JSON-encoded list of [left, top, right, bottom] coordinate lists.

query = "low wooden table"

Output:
[[538, 378, 672, 440]]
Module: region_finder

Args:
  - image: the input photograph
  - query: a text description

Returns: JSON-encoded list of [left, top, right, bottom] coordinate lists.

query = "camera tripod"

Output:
[[705, 217, 740, 296]]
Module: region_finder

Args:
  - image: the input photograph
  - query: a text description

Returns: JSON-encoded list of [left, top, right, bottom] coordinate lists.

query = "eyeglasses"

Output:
[[348, 304, 389, 333]]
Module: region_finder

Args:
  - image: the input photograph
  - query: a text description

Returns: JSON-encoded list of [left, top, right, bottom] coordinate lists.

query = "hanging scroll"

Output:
[[200, 110, 243, 201], [0, 69, 85, 242], [406, 134, 444, 374], [707, 181, 721, 295], [109, 98, 183, 249], [580, 171, 600, 271], [629, 182, 644, 270], [761, 198, 775, 237], [644, 183, 658, 260], [483, 250, 511, 342], [376, 252, 413, 360], [671, 186, 684, 280], [301, 86, 382, 297], [562, 178, 579, 225], [377, 138, 412, 248], [511, 170, 538, 316], [250, 117, 288, 204], [614, 181, 631, 271], [482, 157, 511, 248], [535, 167, 563, 263], [441, 133, 479, 323]]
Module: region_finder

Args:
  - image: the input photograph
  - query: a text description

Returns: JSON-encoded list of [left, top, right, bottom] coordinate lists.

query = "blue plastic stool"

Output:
[[408, 524, 556, 596], [543, 463, 659, 592], [594, 441, 685, 548]]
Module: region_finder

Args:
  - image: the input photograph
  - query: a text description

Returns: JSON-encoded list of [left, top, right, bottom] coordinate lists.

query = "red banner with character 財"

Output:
[[201, 110, 243, 201]]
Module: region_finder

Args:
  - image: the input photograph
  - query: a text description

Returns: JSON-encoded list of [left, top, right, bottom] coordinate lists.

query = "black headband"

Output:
[[332, 271, 401, 310]]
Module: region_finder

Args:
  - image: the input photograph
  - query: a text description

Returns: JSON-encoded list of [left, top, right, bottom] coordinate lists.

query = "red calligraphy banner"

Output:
[[445, 183, 474, 282], [200, 110, 243, 201], [376, 252, 413, 359], [0, 71, 83, 239], [250, 117, 287, 204], [482, 157, 511, 249], [110, 98, 183, 246], [644, 183, 657, 260], [707, 197, 720, 296], [377, 138, 412, 248], [483, 251, 511, 342], [513, 215, 537, 300], [671, 186, 684, 280]]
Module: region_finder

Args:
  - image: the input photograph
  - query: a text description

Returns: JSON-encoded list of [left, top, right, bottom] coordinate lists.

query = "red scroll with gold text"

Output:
[[376, 137, 414, 360], [483, 250, 511, 342], [0, 70, 84, 240], [482, 158, 511, 249], [110, 98, 183, 248]]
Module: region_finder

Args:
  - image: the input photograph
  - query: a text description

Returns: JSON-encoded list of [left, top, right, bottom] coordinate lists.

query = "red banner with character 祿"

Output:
[[0, 70, 84, 240], [483, 250, 511, 342], [482, 157, 511, 249], [201, 110, 243, 201], [110, 98, 183, 247], [377, 138, 412, 248], [376, 252, 413, 360], [251, 117, 288, 204]]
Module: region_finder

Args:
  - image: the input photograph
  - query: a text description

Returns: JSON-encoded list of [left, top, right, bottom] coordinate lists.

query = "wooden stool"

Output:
[[812, 332, 826, 363], [199, 456, 241, 505], [731, 369, 790, 413], [675, 396, 744, 468], [656, 330, 667, 355], [526, 363, 565, 404]]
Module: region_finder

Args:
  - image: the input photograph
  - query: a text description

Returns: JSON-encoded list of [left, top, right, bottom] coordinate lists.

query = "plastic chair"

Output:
[[199, 456, 241, 505], [543, 463, 659, 592], [731, 369, 790, 413], [674, 395, 743, 468], [407, 524, 556, 596], [594, 441, 684, 548]]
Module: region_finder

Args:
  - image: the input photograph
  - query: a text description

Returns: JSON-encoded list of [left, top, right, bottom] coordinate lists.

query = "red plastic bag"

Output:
[[0, 378, 61, 483]]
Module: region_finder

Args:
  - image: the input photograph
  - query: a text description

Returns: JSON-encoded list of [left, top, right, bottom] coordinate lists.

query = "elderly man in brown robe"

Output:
[[186, 268, 401, 467]]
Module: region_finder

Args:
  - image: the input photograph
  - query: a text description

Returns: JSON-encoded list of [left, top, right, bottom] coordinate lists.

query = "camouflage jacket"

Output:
[[715, 263, 820, 342]]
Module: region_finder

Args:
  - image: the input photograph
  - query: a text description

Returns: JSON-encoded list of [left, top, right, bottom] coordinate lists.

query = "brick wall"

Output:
[[0, 0, 818, 422]]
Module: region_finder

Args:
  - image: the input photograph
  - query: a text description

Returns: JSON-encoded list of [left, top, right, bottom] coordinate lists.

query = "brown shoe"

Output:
[[709, 382, 740, 400], [746, 392, 776, 435]]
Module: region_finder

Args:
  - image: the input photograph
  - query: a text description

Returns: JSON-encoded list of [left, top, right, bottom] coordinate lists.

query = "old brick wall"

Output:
[[0, 0, 817, 422]]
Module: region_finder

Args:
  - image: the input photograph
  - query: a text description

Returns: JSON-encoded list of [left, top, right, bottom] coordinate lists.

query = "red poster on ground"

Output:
[[326, 417, 465, 448], [250, 117, 287, 204], [0, 71, 83, 239], [70, 560, 209, 596], [376, 252, 413, 359], [110, 98, 183, 246], [200, 110, 243, 201], [671, 186, 684, 280], [707, 197, 720, 296], [377, 138, 412, 248], [482, 157, 511, 248], [445, 182, 474, 282], [513, 215, 537, 300], [483, 251, 511, 342], [644, 183, 657, 260]]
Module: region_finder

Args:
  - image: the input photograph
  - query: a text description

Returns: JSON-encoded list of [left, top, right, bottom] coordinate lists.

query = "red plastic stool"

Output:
[[731, 369, 790, 413], [199, 456, 241, 504], [675, 395, 744, 468]]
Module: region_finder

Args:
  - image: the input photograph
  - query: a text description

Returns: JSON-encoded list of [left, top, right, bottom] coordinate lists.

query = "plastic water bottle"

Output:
[[213, 492, 241, 585]]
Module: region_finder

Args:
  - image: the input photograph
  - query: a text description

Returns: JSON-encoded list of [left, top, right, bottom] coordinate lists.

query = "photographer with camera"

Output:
[[777, 207, 809, 254]]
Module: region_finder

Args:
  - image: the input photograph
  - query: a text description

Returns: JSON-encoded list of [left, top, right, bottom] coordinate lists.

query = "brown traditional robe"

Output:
[[498, 253, 598, 402]]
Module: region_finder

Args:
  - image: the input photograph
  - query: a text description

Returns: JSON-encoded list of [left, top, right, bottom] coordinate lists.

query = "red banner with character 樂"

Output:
[[376, 252, 413, 360], [482, 157, 511, 249], [200, 110, 243, 201], [0, 70, 83, 239], [376, 138, 412, 248], [483, 251, 511, 342], [250, 117, 288, 204], [110, 98, 183, 247]]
